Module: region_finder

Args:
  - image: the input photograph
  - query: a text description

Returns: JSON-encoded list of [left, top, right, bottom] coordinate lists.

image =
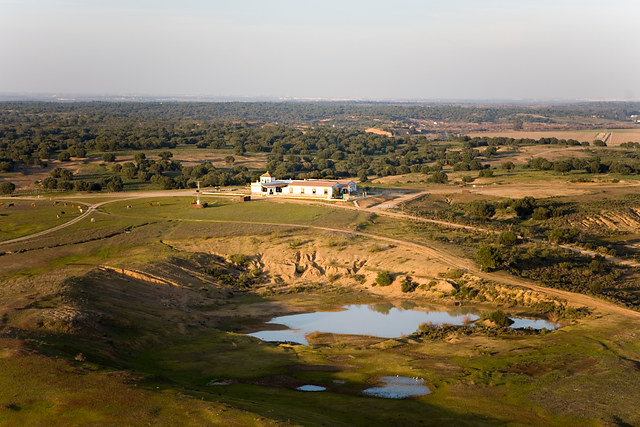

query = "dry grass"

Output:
[[467, 129, 640, 146]]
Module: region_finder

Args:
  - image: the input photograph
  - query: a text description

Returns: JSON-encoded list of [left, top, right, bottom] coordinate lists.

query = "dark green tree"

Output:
[[476, 245, 503, 271], [0, 181, 15, 194]]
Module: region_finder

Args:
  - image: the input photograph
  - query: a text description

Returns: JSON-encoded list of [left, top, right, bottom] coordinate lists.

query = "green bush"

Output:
[[445, 269, 464, 279], [498, 231, 517, 246], [512, 196, 536, 219], [486, 310, 513, 327], [476, 245, 503, 271], [548, 227, 579, 244], [531, 207, 550, 220], [400, 276, 417, 293], [427, 171, 448, 184], [469, 201, 495, 220], [501, 161, 515, 170], [0, 181, 16, 194], [376, 270, 393, 286]]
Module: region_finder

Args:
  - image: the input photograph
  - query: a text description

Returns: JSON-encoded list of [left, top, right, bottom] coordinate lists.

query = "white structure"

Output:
[[251, 172, 357, 200]]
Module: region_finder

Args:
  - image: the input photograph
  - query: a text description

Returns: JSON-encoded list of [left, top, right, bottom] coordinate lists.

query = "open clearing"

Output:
[[466, 128, 640, 145]]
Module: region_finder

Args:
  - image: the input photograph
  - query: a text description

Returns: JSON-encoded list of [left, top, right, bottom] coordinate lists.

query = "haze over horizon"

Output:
[[1, 0, 638, 102]]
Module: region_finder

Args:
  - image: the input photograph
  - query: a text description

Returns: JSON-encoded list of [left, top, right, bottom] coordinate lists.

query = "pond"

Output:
[[296, 385, 327, 392], [363, 376, 431, 399], [247, 304, 559, 345]]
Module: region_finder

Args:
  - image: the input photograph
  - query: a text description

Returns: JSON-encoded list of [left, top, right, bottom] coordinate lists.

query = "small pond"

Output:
[[247, 304, 559, 345], [363, 376, 431, 399], [296, 385, 326, 392]]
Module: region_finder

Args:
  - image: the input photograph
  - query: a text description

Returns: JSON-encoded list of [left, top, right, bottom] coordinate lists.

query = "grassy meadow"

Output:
[[0, 199, 84, 241]]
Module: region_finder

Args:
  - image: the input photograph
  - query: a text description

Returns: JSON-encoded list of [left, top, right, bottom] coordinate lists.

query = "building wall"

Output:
[[287, 185, 336, 198], [251, 179, 354, 199], [250, 182, 263, 194]]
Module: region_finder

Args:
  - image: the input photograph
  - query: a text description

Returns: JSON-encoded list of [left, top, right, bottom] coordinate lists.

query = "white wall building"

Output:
[[250, 173, 357, 200]]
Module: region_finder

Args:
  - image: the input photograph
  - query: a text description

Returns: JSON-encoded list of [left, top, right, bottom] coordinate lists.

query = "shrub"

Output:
[[476, 245, 503, 271], [0, 161, 14, 172], [401, 277, 417, 293], [106, 177, 124, 192], [0, 181, 16, 194], [512, 196, 536, 219], [469, 201, 495, 220], [548, 227, 580, 244], [427, 171, 448, 184], [57, 180, 74, 191], [478, 169, 494, 178], [42, 177, 58, 189], [74, 180, 89, 191], [368, 244, 383, 253], [589, 259, 604, 273], [445, 269, 464, 279], [102, 153, 116, 162], [88, 182, 102, 192], [501, 161, 515, 170], [498, 231, 517, 246], [50, 167, 73, 180], [351, 274, 366, 283], [229, 253, 250, 267], [531, 207, 550, 220], [376, 270, 393, 286], [486, 310, 513, 327]]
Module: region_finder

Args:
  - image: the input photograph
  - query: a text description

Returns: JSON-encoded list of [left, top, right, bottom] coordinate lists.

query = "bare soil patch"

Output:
[[467, 129, 640, 146], [500, 145, 590, 164]]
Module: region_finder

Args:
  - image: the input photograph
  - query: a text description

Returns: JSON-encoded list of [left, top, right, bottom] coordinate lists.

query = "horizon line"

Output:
[[0, 93, 639, 104]]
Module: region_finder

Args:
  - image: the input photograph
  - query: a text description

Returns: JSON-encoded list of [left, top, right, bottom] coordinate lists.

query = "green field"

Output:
[[0, 199, 83, 241], [99, 196, 372, 229]]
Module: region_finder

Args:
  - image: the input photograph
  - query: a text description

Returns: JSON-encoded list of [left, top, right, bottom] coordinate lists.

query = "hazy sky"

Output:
[[1, 0, 638, 100]]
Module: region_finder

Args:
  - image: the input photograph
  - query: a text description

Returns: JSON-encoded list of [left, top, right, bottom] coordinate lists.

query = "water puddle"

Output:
[[363, 376, 431, 399], [296, 385, 327, 392], [247, 304, 559, 345]]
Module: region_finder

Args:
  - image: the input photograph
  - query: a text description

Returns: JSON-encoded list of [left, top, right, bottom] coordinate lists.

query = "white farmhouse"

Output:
[[250, 172, 357, 200]]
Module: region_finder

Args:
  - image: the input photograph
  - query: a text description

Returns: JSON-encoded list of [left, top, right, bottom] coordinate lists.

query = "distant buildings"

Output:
[[250, 172, 357, 200]]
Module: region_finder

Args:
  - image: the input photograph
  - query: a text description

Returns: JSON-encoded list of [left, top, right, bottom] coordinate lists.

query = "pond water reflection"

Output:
[[363, 376, 432, 399], [247, 304, 559, 345]]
